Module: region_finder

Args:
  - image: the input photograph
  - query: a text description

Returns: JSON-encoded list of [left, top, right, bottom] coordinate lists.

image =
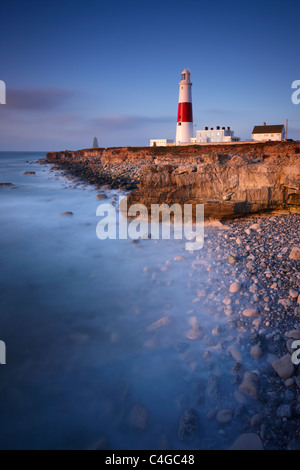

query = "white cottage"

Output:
[[252, 124, 285, 142]]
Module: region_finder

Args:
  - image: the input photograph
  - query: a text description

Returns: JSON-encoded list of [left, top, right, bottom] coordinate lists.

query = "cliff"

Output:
[[44, 141, 300, 219]]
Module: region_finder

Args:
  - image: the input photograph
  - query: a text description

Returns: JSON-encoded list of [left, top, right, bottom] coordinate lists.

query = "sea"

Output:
[[0, 151, 244, 450]]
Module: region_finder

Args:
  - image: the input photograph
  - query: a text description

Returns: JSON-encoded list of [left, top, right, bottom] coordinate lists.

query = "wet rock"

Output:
[[234, 390, 248, 405], [232, 362, 244, 376], [286, 339, 294, 355], [128, 404, 148, 430], [272, 354, 294, 379], [242, 308, 258, 317], [24, 171, 36, 175], [285, 330, 300, 340], [212, 325, 222, 336], [0, 182, 15, 187], [250, 344, 263, 359], [216, 409, 232, 424], [178, 408, 199, 441], [228, 255, 238, 265], [206, 375, 220, 404], [294, 376, 300, 389], [252, 317, 262, 327], [289, 247, 300, 261], [285, 377, 294, 387], [186, 325, 203, 340], [239, 371, 259, 399], [294, 307, 300, 318], [276, 404, 292, 418], [289, 289, 299, 299], [147, 316, 173, 332], [228, 345, 243, 362], [249, 223, 261, 231], [250, 413, 262, 427], [61, 211, 73, 216], [229, 281, 241, 293], [229, 433, 264, 450], [284, 389, 294, 401], [96, 193, 108, 199]]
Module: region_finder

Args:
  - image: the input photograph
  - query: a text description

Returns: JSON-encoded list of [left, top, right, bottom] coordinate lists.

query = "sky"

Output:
[[0, 0, 299, 150]]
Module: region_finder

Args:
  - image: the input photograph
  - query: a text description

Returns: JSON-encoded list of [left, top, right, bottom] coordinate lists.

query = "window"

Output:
[[181, 73, 186, 81]]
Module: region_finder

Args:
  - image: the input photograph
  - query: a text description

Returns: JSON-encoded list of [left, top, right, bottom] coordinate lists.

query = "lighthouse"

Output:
[[176, 68, 193, 144]]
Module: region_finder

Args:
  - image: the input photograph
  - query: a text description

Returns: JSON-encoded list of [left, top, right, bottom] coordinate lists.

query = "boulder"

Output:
[[272, 354, 294, 379], [229, 433, 264, 450]]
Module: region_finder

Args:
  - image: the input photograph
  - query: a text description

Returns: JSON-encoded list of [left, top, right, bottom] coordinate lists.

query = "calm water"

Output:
[[0, 152, 245, 450]]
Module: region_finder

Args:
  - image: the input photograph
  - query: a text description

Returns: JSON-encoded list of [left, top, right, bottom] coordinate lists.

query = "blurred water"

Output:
[[0, 152, 247, 450]]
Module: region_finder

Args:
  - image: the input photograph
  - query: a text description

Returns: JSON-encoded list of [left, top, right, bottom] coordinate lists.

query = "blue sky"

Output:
[[0, 0, 299, 150]]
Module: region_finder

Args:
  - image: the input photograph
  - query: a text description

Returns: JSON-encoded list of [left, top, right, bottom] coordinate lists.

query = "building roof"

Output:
[[252, 125, 284, 134]]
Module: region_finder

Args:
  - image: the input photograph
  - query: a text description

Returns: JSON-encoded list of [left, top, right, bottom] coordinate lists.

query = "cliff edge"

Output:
[[44, 141, 300, 219]]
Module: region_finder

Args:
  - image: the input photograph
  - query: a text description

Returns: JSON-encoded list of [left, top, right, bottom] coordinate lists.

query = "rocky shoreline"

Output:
[[41, 141, 300, 219], [39, 146, 300, 450]]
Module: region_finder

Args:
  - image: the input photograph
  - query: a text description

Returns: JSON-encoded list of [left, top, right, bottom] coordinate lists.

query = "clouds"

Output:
[[6, 88, 75, 111], [89, 114, 173, 131]]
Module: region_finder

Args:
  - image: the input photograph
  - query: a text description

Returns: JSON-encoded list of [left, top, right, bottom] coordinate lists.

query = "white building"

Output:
[[150, 139, 174, 147], [252, 124, 285, 141], [196, 126, 240, 143]]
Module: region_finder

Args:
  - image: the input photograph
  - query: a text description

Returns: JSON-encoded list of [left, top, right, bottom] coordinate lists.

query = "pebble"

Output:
[[290, 289, 299, 299], [285, 330, 300, 340], [216, 409, 233, 424], [285, 377, 294, 387], [272, 354, 294, 379], [250, 344, 263, 359], [249, 223, 261, 231], [228, 345, 243, 362], [250, 413, 262, 427], [289, 246, 300, 261], [228, 255, 238, 264], [229, 281, 241, 293], [276, 404, 292, 418], [239, 371, 259, 399], [186, 325, 202, 340], [229, 433, 264, 450], [242, 308, 258, 317]]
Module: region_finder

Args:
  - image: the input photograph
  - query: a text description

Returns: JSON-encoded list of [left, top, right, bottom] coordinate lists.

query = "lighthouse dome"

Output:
[[180, 68, 191, 84]]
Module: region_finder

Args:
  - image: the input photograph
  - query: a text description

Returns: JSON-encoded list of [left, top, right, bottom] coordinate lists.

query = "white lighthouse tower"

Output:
[[176, 68, 193, 144]]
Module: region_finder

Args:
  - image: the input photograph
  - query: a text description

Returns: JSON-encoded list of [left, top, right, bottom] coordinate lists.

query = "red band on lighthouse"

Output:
[[177, 102, 193, 123]]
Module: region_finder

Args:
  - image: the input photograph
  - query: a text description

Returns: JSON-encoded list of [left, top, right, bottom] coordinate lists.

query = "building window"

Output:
[[181, 73, 186, 80]]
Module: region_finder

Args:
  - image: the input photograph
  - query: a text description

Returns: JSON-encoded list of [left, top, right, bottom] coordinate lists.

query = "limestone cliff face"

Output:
[[45, 142, 300, 219], [126, 144, 300, 219]]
